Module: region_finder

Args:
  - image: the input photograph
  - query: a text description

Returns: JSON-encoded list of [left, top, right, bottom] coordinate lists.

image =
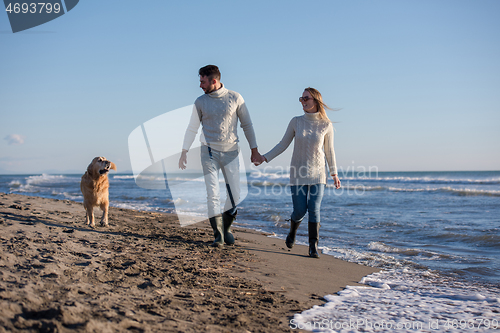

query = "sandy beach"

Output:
[[0, 192, 377, 332]]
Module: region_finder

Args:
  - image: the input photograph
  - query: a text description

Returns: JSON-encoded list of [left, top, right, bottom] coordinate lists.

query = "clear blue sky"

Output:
[[1, 0, 499, 174]]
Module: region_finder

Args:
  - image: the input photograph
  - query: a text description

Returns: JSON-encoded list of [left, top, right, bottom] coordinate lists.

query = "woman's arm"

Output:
[[263, 118, 296, 163], [324, 124, 339, 184]]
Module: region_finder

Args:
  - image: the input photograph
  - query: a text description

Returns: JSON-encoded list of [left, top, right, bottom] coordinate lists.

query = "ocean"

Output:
[[1, 170, 499, 332]]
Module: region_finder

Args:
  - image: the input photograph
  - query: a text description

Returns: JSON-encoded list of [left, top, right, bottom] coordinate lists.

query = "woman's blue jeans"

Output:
[[290, 184, 325, 223]]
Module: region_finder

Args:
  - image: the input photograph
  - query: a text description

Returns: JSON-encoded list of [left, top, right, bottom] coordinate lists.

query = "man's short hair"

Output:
[[199, 65, 221, 81]]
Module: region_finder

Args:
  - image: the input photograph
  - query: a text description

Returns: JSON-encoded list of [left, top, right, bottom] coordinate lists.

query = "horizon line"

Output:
[[0, 170, 499, 176]]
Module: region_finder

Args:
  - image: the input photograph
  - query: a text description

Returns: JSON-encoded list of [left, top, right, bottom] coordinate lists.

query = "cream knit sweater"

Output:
[[264, 112, 337, 185], [182, 85, 258, 152]]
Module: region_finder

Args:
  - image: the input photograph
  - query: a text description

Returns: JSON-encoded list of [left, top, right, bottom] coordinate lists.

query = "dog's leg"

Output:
[[88, 209, 95, 228], [84, 202, 95, 228], [83, 202, 89, 225], [100, 202, 109, 227]]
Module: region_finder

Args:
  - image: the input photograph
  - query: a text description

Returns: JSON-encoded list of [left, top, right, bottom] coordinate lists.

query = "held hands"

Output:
[[332, 174, 341, 189], [251, 148, 266, 166]]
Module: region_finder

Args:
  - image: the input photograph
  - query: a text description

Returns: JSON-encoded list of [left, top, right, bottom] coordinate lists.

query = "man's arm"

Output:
[[235, 95, 264, 163], [179, 104, 201, 170], [182, 104, 202, 152], [236, 97, 258, 150]]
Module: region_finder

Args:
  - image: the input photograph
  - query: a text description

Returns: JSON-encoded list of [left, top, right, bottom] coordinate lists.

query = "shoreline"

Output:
[[0, 192, 378, 332]]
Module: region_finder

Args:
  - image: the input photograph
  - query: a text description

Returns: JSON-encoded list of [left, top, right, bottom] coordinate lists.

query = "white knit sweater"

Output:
[[182, 85, 258, 152], [264, 112, 337, 185]]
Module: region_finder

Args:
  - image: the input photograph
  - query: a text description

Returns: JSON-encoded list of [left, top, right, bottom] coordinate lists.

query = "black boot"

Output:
[[222, 211, 236, 245], [209, 215, 224, 247], [285, 219, 301, 249], [308, 222, 320, 258]]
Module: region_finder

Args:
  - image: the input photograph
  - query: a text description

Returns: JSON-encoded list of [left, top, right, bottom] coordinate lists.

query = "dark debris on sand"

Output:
[[0, 193, 301, 332]]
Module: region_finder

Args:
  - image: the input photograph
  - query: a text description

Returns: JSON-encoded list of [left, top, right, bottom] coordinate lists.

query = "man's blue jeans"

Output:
[[200, 145, 240, 218], [290, 184, 325, 223]]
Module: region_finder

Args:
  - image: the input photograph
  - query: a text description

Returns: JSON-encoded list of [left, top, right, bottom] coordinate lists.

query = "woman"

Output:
[[262, 88, 341, 258]]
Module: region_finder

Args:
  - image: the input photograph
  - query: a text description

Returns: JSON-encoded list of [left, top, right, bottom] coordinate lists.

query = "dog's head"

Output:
[[87, 156, 117, 177]]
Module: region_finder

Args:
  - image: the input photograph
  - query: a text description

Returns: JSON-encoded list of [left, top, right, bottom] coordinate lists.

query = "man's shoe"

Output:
[[209, 215, 224, 247], [222, 211, 236, 245]]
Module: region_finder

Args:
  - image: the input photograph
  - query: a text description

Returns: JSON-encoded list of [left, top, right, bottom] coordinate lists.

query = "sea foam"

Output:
[[293, 268, 499, 333]]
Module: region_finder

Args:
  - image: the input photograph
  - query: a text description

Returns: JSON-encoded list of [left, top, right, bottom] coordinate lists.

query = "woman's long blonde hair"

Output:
[[304, 87, 333, 122]]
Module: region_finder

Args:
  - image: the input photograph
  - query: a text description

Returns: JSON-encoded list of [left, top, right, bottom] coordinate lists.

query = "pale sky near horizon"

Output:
[[1, 0, 499, 175]]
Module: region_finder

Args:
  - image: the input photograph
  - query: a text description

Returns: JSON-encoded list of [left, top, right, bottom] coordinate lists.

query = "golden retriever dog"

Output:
[[80, 156, 117, 228]]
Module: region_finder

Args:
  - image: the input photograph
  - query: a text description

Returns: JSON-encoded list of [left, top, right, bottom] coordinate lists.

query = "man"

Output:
[[179, 65, 264, 247]]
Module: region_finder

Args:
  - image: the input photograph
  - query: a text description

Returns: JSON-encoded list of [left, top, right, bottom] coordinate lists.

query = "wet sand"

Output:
[[0, 193, 377, 332]]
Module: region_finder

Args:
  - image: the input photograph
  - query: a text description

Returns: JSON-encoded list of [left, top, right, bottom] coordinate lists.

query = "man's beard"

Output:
[[204, 86, 216, 94]]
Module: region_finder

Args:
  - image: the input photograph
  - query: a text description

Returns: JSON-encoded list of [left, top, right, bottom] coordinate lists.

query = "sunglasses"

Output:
[[299, 96, 313, 102]]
